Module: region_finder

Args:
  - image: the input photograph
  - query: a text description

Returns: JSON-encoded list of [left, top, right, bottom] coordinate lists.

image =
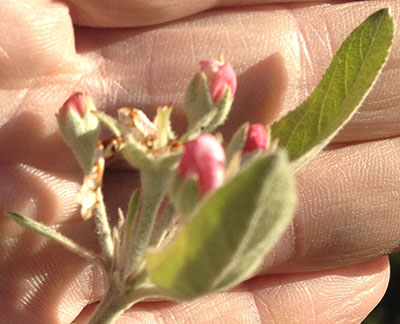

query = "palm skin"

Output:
[[0, 0, 399, 323]]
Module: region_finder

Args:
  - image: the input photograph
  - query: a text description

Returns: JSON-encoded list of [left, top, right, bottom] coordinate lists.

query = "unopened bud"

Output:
[[178, 134, 225, 193], [57, 92, 100, 174], [200, 59, 237, 103], [184, 58, 237, 132], [59, 92, 87, 119], [243, 124, 268, 153]]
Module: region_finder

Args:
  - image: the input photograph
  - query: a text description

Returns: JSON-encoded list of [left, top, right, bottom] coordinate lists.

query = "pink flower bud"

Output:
[[59, 92, 87, 118], [200, 59, 237, 103], [243, 124, 268, 153], [178, 134, 225, 193], [56, 92, 99, 174]]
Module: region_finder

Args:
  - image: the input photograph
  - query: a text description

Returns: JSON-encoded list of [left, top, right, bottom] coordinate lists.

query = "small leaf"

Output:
[[271, 9, 395, 170], [120, 190, 140, 275], [170, 173, 201, 220], [124, 168, 169, 277], [92, 110, 122, 136], [146, 150, 296, 300], [225, 123, 249, 164], [57, 109, 100, 175], [94, 111, 153, 169], [185, 73, 214, 128], [126, 190, 140, 232], [149, 202, 176, 248], [5, 211, 101, 265], [180, 109, 218, 143], [203, 88, 233, 133], [121, 138, 152, 170]]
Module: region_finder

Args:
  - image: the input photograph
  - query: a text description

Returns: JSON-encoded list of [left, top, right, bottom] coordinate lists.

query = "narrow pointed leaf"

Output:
[[146, 150, 296, 300], [5, 211, 102, 265], [225, 123, 249, 164], [185, 73, 214, 128], [271, 9, 395, 170], [149, 202, 176, 248], [121, 190, 140, 274], [203, 88, 233, 133], [92, 110, 122, 136], [125, 168, 169, 277]]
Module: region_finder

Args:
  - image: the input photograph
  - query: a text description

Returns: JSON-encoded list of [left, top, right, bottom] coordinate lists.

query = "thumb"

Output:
[[0, 1, 77, 88]]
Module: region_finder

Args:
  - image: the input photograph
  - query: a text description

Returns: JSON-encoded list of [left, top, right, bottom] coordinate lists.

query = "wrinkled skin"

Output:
[[1, 1, 399, 323]]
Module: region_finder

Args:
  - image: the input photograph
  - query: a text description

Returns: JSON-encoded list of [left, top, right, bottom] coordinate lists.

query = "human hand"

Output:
[[0, 0, 399, 323]]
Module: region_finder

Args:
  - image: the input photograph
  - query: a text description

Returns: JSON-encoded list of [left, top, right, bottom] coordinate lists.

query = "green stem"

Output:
[[94, 189, 114, 270], [87, 284, 129, 324], [124, 169, 166, 277], [87, 280, 161, 324]]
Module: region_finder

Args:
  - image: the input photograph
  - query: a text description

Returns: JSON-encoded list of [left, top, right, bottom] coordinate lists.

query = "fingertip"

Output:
[[0, 2, 77, 87], [247, 257, 390, 323]]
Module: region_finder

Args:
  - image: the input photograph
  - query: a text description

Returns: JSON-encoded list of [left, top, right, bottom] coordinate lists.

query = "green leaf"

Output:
[[124, 168, 169, 278], [149, 202, 175, 248], [121, 139, 152, 170], [184, 73, 214, 128], [180, 109, 218, 143], [93, 110, 151, 169], [120, 190, 140, 275], [57, 109, 100, 175], [271, 9, 395, 170], [92, 110, 122, 136], [4, 211, 102, 266], [225, 123, 249, 164], [146, 150, 296, 300], [203, 87, 233, 134], [170, 173, 201, 220], [126, 190, 140, 232]]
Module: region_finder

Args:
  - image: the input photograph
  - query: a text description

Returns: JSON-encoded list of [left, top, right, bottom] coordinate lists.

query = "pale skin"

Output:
[[0, 0, 399, 323]]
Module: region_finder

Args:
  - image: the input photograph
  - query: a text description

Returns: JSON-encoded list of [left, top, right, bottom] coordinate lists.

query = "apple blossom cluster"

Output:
[[58, 58, 269, 209], [33, 54, 297, 324]]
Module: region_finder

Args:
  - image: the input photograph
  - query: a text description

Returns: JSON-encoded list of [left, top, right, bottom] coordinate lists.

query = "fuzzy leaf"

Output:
[[225, 123, 249, 164], [203, 87, 233, 133], [146, 150, 296, 300], [170, 173, 201, 220], [185, 73, 214, 128], [271, 9, 395, 170], [5, 212, 101, 265], [92, 110, 122, 136]]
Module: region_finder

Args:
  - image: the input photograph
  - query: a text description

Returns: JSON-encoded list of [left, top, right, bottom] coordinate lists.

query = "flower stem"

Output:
[[94, 189, 114, 270], [87, 284, 129, 324], [87, 281, 160, 324], [124, 169, 167, 278]]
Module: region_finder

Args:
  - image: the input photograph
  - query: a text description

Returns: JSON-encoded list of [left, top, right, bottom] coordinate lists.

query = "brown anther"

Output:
[[168, 141, 181, 152], [101, 136, 125, 160]]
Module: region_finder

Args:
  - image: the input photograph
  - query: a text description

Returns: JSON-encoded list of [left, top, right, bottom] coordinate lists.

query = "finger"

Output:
[[262, 136, 400, 273], [72, 0, 400, 144], [2, 0, 399, 173], [0, 1, 78, 87], [0, 168, 139, 323], [65, 0, 328, 27], [73, 257, 389, 324]]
